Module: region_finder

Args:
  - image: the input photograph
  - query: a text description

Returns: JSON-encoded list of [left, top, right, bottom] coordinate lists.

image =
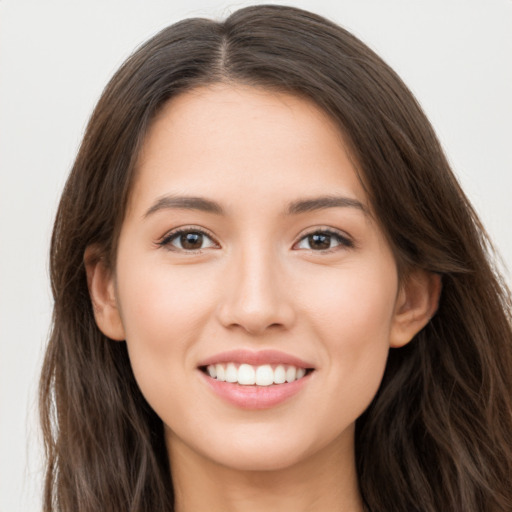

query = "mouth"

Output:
[[197, 349, 316, 408], [199, 363, 314, 386]]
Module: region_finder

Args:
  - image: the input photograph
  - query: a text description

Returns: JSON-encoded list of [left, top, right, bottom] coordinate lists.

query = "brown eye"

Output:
[[295, 230, 353, 251], [180, 232, 204, 250], [307, 233, 332, 250], [159, 229, 218, 252]]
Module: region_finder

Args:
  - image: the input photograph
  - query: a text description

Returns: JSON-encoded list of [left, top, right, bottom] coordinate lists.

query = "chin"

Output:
[[208, 442, 313, 472]]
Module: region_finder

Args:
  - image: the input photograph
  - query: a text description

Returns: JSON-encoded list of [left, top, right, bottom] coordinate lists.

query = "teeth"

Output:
[[255, 365, 274, 386], [225, 363, 238, 383], [274, 365, 286, 384], [285, 366, 296, 383], [238, 364, 256, 385], [205, 363, 309, 386], [215, 364, 225, 381]]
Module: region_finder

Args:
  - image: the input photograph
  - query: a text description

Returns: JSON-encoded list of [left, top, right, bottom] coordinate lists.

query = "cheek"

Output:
[[301, 260, 398, 339], [300, 262, 397, 411], [118, 258, 214, 339], [114, 260, 216, 398]]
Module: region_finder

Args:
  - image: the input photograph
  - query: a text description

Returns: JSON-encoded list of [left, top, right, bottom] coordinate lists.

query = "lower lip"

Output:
[[199, 370, 312, 410]]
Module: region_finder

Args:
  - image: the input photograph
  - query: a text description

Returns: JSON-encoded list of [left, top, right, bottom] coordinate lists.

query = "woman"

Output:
[[39, 5, 512, 511]]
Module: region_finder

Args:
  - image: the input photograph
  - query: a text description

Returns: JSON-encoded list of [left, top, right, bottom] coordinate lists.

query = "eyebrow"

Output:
[[143, 194, 368, 218], [144, 196, 224, 217], [286, 196, 368, 215]]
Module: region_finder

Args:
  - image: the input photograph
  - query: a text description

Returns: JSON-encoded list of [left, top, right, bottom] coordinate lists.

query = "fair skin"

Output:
[[86, 84, 440, 512]]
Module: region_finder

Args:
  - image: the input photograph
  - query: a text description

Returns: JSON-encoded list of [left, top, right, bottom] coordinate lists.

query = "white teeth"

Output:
[[255, 365, 274, 386], [238, 364, 256, 385], [285, 366, 296, 383], [205, 363, 309, 386], [225, 363, 238, 383], [273, 365, 286, 384], [215, 364, 225, 382]]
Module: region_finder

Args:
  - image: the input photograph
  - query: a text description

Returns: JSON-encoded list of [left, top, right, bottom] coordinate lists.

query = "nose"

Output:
[[216, 248, 296, 336]]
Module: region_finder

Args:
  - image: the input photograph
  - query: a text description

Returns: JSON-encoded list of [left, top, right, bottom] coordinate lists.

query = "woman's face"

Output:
[[93, 84, 427, 472]]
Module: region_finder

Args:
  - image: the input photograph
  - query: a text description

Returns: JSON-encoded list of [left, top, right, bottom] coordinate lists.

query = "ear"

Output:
[[84, 246, 126, 341], [389, 270, 441, 348]]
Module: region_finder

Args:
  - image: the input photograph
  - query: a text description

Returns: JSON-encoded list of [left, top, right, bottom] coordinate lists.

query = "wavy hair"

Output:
[[40, 5, 512, 511]]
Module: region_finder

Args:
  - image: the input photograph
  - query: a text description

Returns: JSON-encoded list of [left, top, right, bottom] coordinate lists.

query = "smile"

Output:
[[197, 350, 315, 409], [202, 363, 310, 386]]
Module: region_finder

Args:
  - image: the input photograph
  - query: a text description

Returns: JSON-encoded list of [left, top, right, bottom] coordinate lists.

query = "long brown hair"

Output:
[[40, 5, 512, 511]]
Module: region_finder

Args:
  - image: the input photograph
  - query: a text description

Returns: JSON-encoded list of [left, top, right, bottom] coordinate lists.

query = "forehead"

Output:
[[129, 84, 369, 216]]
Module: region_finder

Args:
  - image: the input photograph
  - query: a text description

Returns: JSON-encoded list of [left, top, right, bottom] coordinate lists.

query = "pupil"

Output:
[[181, 232, 202, 249], [309, 233, 330, 249]]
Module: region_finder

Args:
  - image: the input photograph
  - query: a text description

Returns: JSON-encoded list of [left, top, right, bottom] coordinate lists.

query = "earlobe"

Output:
[[389, 270, 442, 348], [84, 246, 126, 341]]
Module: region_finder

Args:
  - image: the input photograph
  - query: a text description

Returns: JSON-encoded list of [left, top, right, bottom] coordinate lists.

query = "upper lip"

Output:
[[197, 349, 315, 369]]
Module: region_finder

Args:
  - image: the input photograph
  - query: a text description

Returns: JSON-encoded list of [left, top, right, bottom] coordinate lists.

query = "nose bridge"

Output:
[[217, 240, 294, 334]]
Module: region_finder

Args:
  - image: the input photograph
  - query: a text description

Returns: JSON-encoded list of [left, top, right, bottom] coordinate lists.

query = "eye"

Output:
[[158, 228, 219, 252], [294, 230, 353, 251]]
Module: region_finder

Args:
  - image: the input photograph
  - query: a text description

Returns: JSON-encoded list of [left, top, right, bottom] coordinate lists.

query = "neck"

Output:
[[167, 427, 364, 512]]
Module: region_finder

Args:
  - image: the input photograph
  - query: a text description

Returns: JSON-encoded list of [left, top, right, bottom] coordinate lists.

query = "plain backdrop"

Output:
[[1, 0, 511, 510]]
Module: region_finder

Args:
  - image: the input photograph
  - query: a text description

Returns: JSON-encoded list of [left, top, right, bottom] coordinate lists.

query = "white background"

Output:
[[1, 1, 511, 510]]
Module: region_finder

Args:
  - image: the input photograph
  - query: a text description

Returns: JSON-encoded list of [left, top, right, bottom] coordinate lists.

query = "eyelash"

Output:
[[294, 229, 354, 252], [156, 227, 354, 253], [156, 227, 219, 253]]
